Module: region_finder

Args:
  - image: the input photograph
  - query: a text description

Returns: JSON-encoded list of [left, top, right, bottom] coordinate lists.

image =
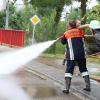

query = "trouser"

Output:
[[64, 58, 91, 92], [65, 58, 89, 78]]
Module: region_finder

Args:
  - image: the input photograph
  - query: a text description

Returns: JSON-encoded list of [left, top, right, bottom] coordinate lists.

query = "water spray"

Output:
[[0, 40, 58, 74], [0, 40, 59, 100]]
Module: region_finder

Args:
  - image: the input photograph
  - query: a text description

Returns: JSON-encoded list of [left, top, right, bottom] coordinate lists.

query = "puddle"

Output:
[[91, 79, 100, 85], [34, 86, 57, 98]]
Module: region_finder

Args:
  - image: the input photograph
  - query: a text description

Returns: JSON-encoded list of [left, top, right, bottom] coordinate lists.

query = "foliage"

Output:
[[86, 4, 100, 22], [0, 4, 36, 45], [9, 4, 35, 30], [35, 11, 56, 42], [30, 0, 71, 8], [30, 0, 72, 34], [0, 11, 5, 28], [30, 0, 72, 53], [68, 9, 81, 21], [56, 21, 66, 37], [1, 0, 98, 53], [97, 0, 100, 2], [41, 53, 64, 59]]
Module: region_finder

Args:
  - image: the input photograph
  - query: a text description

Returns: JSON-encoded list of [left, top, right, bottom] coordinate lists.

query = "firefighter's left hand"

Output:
[[56, 36, 63, 41]]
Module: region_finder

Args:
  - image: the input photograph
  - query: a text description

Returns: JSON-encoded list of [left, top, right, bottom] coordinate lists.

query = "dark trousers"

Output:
[[65, 58, 88, 75]]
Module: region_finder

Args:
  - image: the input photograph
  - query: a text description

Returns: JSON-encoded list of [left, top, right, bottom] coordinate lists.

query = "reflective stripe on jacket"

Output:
[[61, 28, 85, 60]]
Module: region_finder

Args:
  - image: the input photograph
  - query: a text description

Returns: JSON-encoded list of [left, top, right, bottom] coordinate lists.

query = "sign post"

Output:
[[30, 15, 40, 44]]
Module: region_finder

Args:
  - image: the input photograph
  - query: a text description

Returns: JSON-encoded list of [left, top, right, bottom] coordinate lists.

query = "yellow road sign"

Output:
[[30, 15, 40, 25]]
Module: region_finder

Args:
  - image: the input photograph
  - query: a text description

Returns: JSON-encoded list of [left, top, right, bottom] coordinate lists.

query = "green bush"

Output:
[[55, 42, 66, 54]]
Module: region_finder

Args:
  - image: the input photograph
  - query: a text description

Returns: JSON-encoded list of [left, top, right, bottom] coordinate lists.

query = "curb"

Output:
[[90, 75, 100, 82]]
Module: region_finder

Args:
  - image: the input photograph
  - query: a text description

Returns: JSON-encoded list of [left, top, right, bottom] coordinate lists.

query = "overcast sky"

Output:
[[0, 0, 24, 11]]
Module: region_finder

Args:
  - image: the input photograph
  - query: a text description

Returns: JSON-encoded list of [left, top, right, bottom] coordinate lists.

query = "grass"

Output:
[[40, 53, 64, 59], [87, 57, 100, 64], [41, 53, 100, 63], [41, 53, 100, 62], [91, 72, 100, 76]]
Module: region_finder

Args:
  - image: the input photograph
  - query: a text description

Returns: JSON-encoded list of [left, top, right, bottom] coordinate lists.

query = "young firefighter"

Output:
[[61, 20, 91, 94], [62, 19, 88, 65]]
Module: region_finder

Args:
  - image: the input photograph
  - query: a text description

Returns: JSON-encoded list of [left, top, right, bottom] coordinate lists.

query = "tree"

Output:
[[86, 4, 100, 22], [74, 0, 87, 24], [35, 12, 56, 42], [97, 0, 100, 2], [80, 0, 87, 23], [77, 0, 100, 23], [30, 0, 72, 53], [0, 11, 5, 28], [68, 9, 81, 20]]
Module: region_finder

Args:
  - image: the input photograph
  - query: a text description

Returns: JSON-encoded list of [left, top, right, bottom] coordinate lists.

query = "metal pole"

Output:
[[32, 25, 36, 44], [5, 0, 9, 29]]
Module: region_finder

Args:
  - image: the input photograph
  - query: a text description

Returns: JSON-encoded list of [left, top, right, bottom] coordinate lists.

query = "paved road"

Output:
[[0, 69, 81, 100], [26, 58, 100, 100], [0, 46, 100, 100], [0, 46, 81, 100]]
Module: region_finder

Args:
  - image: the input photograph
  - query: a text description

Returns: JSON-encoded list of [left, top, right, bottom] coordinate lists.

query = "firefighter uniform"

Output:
[[61, 28, 89, 78], [61, 28, 91, 93]]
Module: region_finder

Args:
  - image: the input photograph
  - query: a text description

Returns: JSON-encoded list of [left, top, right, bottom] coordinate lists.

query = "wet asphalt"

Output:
[[0, 68, 81, 100], [0, 46, 100, 100]]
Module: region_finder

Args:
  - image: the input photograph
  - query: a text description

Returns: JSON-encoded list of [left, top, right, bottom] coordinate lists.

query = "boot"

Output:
[[62, 59, 66, 65], [83, 75, 91, 92], [63, 77, 71, 94]]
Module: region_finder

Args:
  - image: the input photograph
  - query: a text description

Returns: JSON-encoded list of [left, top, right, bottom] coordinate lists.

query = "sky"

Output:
[[0, 0, 24, 11]]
